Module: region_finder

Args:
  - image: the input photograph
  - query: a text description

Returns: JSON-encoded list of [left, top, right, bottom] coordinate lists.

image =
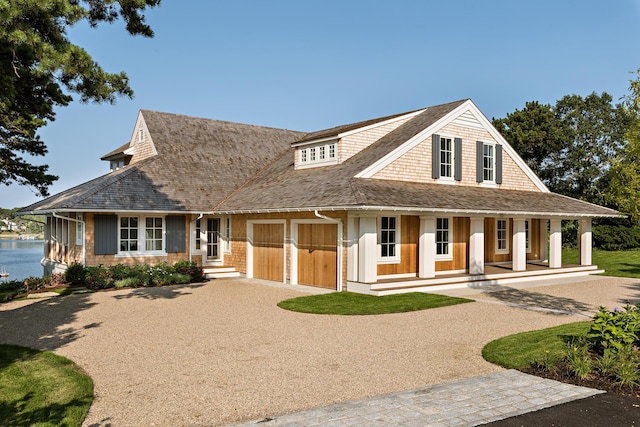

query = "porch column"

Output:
[[579, 218, 593, 266], [346, 216, 359, 282], [468, 217, 485, 275], [539, 219, 548, 261], [512, 218, 527, 271], [549, 219, 562, 268], [358, 215, 378, 283], [418, 215, 436, 278]]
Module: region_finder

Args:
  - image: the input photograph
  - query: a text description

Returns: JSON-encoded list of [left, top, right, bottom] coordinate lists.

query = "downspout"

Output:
[[52, 212, 86, 268], [190, 214, 204, 264], [314, 210, 344, 291]]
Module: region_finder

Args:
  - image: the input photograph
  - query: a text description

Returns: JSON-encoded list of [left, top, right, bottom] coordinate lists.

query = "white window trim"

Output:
[[496, 218, 510, 255], [436, 134, 458, 183], [525, 219, 531, 253], [435, 217, 453, 261], [297, 141, 339, 169], [117, 214, 166, 257], [75, 214, 84, 246], [482, 141, 497, 186], [377, 215, 400, 264], [223, 216, 232, 254]]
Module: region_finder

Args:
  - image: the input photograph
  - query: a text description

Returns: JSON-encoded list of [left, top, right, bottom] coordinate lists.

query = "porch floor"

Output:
[[348, 262, 604, 296]]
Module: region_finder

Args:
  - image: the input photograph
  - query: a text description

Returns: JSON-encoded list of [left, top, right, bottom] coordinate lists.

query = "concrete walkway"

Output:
[[233, 370, 603, 427]]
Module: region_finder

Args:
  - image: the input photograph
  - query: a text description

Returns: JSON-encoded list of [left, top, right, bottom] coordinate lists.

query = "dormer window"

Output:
[[138, 128, 144, 143], [297, 141, 338, 169]]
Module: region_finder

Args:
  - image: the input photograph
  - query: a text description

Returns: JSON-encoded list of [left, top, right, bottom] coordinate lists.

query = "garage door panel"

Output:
[[298, 223, 337, 289], [253, 223, 284, 282]]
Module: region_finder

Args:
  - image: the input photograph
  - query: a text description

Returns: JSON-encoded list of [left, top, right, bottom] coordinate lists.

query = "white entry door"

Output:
[[207, 218, 220, 261]]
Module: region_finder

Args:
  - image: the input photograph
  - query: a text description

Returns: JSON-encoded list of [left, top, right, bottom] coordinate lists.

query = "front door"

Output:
[[207, 218, 220, 261]]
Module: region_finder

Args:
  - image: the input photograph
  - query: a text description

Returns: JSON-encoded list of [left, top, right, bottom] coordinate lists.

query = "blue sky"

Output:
[[3, 0, 640, 208]]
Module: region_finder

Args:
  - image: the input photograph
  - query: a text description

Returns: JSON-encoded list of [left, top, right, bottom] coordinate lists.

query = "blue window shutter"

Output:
[[496, 144, 503, 184], [454, 137, 462, 181], [476, 141, 484, 183], [432, 134, 440, 179], [94, 214, 117, 255], [166, 216, 186, 253]]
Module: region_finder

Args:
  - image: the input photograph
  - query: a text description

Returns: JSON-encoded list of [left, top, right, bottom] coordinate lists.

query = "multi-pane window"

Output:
[[525, 220, 531, 252], [120, 217, 139, 251], [319, 146, 326, 160], [496, 219, 509, 253], [483, 144, 494, 181], [436, 218, 450, 256], [145, 217, 163, 251], [440, 137, 453, 178], [380, 216, 397, 258], [224, 217, 232, 253], [300, 149, 307, 163], [195, 218, 201, 250], [76, 214, 84, 246], [310, 147, 316, 161], [328, 143, 336, 159]]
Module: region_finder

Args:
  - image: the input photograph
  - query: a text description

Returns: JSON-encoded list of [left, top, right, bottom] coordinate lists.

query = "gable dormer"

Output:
[[292, 109, 424, 170], [127, 111, 157, 164]]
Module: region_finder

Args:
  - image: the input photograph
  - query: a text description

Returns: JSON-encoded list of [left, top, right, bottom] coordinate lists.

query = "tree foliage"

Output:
[[493, 92, 631, 205], [0, 0, 160, 197], [607, 69, 640, 221]]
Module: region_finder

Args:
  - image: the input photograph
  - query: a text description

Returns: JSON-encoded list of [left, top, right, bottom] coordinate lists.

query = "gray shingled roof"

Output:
[[19, 102, 618, 218], [20, 110, 304, 213]]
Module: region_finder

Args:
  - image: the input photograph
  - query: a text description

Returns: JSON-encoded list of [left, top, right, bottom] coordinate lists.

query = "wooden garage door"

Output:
[[253, 223, 284, 282], [298, 224, 337, 289]]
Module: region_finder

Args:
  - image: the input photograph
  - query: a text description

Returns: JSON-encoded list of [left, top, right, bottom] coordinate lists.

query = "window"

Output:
[[120, 217, 139, 251], [119, 216, 164, 253], [224, 217, 231, 253], [379, 216, 398, 260], [319, 146, 325, 160], [329, 143, 336, 159], [525, 219, 531, 253], [300, 149, 307, 163], [496, 219, 509, 254], [110, 159, 124, 171], [440, 137, 453, 178], [145, 218, 163, 251], [310, 147, 316, 161], [76, 214, 84, 246], [483, 143, 495, 182], [297, 142, 339, 167], [195, 218, 201, 250], [436, 218, 451, 258], [137, 128, 144, 143]]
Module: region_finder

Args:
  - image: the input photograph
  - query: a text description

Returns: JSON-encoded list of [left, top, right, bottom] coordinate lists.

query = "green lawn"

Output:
[[482, 322, 591, 369], [277, 291, 472, 315], [0, 345, 93, 426], [564, 248, 640, 278]]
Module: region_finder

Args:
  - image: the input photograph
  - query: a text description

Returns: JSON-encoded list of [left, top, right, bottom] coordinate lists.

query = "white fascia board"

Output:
[[354, 100, 549, 193], [19, 208, 214, 215], [355, 101, 474, 178], [292, 109, 426, 147]]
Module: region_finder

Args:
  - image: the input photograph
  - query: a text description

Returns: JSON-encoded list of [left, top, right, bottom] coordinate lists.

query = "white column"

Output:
[[549, 219, 562, 268], [579, 218, 592, 266], [512, 218, 527, 271], [418, 215, 436, 278], [358, 215, 378, 283], [468, 217, 485, 275], [539, 219, 548, 261], [346, 216, 359, 282]]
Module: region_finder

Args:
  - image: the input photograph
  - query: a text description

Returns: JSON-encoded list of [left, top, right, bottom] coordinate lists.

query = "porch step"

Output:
[[348, 265, 602, 296], [203, 267, 242, 279]]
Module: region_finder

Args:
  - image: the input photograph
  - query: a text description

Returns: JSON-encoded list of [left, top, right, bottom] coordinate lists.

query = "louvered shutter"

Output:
[[432, 134, 440, 179], [476, 141, 484, 183], [454, 137, 462, 181], [94, 214, 118, 255], [496, 144, 503, 184], [166, 216, 186, 253]]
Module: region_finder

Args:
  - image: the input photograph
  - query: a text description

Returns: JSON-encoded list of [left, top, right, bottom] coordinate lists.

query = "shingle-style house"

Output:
[[20, 99, 618, 294]]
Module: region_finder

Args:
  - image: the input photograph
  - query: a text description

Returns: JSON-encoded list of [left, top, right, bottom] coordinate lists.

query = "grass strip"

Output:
[[563, 248, 640, 278], [0, 345, 93, 427], [277, 291, 472, 315], [482, 321, 591, 369]]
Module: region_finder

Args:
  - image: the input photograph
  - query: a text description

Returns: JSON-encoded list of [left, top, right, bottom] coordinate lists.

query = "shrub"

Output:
[[85, 265, 115, 289], [171, 273, 192, 285], [23, 276, 47, 292], [587, 305, 640, 354], [47, 272, 66, 287], [114, 277, 139, 288], [173, 260, 204, 283], [0, 280, 25, 293], [65, 262, 87, 285], [107, 263, 131, 281], [565, 338, 593, 379]]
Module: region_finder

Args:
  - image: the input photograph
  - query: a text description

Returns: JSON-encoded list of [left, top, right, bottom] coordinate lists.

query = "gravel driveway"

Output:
[[1, 276, 639, 426]]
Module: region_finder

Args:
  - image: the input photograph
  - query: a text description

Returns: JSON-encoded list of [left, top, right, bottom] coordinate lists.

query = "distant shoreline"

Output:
[[0, 233, 44, 240]]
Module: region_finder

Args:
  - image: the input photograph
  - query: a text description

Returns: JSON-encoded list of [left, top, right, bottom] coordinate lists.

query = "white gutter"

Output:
[[314, 210, 344, 292], [52, 212, 86, 267], [189, 213, 204, 263]]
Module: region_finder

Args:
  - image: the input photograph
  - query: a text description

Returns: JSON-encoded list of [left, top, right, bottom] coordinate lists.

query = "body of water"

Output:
[[0, 239, 45, 282]]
